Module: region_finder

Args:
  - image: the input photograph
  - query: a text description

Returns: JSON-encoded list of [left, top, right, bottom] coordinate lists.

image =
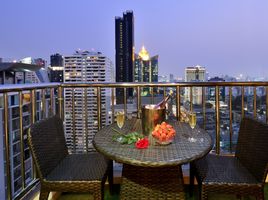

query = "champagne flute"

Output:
[[188, 112, 197, 142], [188, 112, 196, 129], [116, 110, 125, 129]]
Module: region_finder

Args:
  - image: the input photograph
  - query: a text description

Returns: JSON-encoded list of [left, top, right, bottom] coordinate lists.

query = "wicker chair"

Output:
[[27, 115, 111, 200], [190, 117, 268, 200]]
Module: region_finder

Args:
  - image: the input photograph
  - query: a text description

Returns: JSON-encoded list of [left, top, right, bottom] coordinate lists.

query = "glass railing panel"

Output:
[[219, 86, 233, 153], [256, 86, 266, 123], [243, 86, 253, 118]]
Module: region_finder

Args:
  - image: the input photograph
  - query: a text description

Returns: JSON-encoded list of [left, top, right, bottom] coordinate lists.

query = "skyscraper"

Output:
[[49, 53, 64, 82], [185, 65, 206, 105], [115, 11, 134, 104], [64, 50, 113, 152], [134, 46, 158, 95]]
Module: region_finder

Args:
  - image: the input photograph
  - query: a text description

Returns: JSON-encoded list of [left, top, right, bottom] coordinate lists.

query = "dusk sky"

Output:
[[1, 0, 268, 79]]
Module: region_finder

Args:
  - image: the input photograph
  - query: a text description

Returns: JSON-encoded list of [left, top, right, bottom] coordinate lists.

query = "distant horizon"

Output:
[[1, 1, 268, 79]]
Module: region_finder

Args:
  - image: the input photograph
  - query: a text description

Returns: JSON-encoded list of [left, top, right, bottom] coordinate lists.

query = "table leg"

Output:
[[120, 164, 186, 200]]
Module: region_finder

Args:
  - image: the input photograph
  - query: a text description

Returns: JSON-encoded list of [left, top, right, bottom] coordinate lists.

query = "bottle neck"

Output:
[[155, 94, 171, 109]]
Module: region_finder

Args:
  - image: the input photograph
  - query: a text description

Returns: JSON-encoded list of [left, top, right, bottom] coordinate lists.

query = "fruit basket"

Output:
[[152, 122, 176, 145]]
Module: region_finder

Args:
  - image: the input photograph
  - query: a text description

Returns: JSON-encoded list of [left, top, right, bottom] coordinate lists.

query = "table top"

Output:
[[93, 118, 213, 167]]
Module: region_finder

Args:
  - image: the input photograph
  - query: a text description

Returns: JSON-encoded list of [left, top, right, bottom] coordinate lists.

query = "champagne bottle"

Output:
[[154, 94, 171, 109]]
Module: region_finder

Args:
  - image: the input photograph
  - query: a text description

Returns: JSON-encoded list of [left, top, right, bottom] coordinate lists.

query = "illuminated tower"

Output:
[[134, 46, 158, 95]]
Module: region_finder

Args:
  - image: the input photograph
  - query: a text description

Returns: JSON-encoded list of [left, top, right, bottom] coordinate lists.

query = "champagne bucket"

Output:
[[142, 104, 166, 136]]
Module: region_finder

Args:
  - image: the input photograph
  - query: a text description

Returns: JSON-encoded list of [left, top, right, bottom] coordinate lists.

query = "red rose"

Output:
[[135, 138, 149, 149]]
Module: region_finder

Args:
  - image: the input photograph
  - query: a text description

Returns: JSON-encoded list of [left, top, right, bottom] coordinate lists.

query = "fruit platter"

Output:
[[152, 121, 176, 145]]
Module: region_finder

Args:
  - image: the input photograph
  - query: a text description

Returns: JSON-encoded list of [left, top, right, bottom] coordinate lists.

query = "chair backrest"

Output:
[[235, 117, 268, 183], [27, 115, 68, 179]]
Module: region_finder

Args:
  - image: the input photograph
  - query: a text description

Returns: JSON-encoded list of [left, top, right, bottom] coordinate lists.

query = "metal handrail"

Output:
[[0, 83, 60, 93], [60, 81, 268, 87], [1, 82, 268, 93]]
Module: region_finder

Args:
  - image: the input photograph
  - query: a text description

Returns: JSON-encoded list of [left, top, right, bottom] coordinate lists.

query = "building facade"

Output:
[[185, 65, 206, 105], [19, 57, 49, 83], [64, 50, 113, 153], [115, 11, 134, 104]]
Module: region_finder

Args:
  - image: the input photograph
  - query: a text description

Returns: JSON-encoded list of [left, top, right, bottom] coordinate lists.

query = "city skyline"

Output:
[[1, 0, 268, 79]]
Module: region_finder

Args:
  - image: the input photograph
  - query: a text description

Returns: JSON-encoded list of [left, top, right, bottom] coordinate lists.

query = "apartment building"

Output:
[[64, 50, 114, 153]]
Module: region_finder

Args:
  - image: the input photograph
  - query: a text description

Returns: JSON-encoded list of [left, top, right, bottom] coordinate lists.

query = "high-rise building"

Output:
[[51, 53, 63, 66], [169, 74, 174, 82], [115, 11, 134, 104], [185, 65, 206, 105], [49, 53, 64, 82], [134, 46, 158, 95], [64, 50, 113, 153]]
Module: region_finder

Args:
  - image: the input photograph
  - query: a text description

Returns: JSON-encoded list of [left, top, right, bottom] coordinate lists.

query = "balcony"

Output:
[[0, 82, 267, 200]]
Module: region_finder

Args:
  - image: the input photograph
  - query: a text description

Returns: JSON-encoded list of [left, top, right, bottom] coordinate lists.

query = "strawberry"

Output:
[[152, 122, 176, 143]]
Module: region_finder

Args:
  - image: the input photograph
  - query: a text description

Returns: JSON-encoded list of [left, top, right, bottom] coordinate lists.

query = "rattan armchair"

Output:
[[190, 117, 268, 200], [27, 115, 111, 200]]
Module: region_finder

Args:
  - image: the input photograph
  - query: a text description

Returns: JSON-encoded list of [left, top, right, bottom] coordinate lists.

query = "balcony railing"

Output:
[[0, 81, 268, 200]]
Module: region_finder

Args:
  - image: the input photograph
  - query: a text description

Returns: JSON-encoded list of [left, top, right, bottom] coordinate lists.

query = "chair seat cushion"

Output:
[[45, 152, 109, 181], [194, 154, 258, 185]]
